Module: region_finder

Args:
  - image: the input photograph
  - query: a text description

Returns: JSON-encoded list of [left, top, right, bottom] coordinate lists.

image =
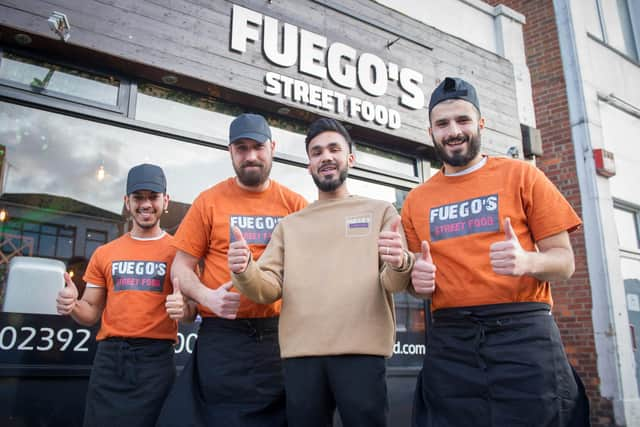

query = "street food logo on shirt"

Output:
[[230, 215, 283, 244], [111, 261, 167, 292], [345, 213, 372, 237], [430, 195, 499, 242]]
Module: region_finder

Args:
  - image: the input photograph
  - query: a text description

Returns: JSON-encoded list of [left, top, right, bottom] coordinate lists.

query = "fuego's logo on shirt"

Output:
[[430, 194, 499, 242], [229, 215, 283, 244], [111, 261, 167, 292]]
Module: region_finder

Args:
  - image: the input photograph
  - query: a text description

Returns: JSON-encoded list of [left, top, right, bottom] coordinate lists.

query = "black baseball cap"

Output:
[[428, 77, 480, 116], [229, 113, 272, 145], [126, 164, 167, 194]]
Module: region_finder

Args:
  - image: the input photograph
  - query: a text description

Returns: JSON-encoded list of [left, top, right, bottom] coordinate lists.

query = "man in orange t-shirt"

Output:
[[156, 114, 307, 427], [402, 78, 590, 426], [56, 164, 193, 427]]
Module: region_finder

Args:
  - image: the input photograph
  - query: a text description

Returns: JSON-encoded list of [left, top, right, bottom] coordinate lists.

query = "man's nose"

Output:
[[139, 199, 152, 207], [445, 122, 462, 138], [318, 149, 333, 162], [245, 149, 259, 161]]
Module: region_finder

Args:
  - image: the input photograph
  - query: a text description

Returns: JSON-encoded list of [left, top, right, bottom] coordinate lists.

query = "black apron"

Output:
[[156, 317, 286, 427], [412, 302, 590, 427], [84, 338, 176, 427]]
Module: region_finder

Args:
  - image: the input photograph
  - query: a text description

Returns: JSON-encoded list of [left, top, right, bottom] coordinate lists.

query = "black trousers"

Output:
[[412, 302, 590, 427], [156, 317, 286, 427], [84, 338, 176, 427], [282, 355, 388, 427]]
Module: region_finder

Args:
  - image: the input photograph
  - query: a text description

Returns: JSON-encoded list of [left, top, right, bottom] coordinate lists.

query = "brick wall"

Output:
[[484, 1, 614, 425]]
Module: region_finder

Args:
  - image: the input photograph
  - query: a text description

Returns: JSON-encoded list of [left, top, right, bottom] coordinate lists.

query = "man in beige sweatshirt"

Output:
[[228, 117, 414, 427]]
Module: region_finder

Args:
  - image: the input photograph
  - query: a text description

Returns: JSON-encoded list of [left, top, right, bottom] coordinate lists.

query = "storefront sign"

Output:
[[230, 4, 425, 130]]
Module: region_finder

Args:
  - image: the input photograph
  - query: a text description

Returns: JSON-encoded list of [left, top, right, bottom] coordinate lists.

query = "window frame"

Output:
[[0, 47, 131, 115], [590, 0, 640, 62], [614, 199, 640, 254]]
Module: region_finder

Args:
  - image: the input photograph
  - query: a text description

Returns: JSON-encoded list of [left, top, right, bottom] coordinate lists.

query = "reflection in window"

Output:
[[0, 217, 75, 261], [0, 52, 120, 105], [0, 102, 234, 212], [135, 83, 308, 159], [85, 229, 107, 259]]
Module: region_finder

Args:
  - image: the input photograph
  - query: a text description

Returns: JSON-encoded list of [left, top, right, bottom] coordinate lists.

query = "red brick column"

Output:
[[483, 1, 614, 425]]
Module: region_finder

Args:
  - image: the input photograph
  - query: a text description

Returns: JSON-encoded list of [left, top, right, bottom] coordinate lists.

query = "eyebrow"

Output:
[[434, 114, 473, 123]]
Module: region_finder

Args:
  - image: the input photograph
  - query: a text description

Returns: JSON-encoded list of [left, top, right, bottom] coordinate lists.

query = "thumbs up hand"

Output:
[[56, 272, 79, 315], [165, 277, 188, 320], [203, 281, 241, 319], [228, 227, 251, 274], [490, 217, 529, 276], [411, 241, 436, 295], [378, 217, 406, 269]]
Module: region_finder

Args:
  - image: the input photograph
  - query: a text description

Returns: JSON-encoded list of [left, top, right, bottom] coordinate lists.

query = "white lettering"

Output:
[[399, 68, 425, 109], [264, 71, 281, 95], [299, 29, 327, 79], [327, 42, 356, 88], [230, 4, 262, 53], [388, 109, 401, 129], [357, 53, 388, 97], [263, 17, 298, 66]]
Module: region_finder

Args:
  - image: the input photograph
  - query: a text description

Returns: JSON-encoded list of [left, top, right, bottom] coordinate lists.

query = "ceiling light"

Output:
[[161, 75, 178, 85], [97, 165, 105, 181], [14, 33, 32, 45]]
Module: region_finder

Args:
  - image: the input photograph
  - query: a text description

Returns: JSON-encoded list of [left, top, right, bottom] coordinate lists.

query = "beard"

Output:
[[131, 210, 162, 230], [233, 160, 272, 187], [134, 217, 160, 229], [433, 129, 482, 167], [311, 167, 348, 192]]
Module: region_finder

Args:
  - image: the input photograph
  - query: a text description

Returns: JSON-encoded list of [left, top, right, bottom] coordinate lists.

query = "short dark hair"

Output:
[[305, 118, 353, 154]]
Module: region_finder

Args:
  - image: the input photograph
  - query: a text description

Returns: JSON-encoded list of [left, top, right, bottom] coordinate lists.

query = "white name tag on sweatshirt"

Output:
[[345, 213, 372, 237]]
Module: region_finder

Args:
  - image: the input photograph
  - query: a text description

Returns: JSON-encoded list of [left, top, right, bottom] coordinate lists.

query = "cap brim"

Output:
[[229, 132, 270, 145], [127, 183, 166, 194]]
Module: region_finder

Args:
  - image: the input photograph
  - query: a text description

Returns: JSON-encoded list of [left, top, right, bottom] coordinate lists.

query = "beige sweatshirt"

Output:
[[232, 195, 414, 358]]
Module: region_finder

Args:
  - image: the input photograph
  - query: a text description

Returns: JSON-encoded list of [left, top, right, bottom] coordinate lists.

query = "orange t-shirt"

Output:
[[173, 178, 307, 318], [83, 233, 177, 341], [401, 157, 581, 311]]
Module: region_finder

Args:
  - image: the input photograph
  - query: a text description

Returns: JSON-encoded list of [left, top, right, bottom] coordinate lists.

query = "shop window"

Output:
[[591, 0, 639, 61], [0, 75, 424, 366], [0, 52, 120, 106]]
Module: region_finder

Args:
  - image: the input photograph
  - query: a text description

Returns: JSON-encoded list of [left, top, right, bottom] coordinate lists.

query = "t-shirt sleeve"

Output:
[[401, 193, 422, 253], [83, 246, 107, 288], [289, 191, 308, 213], [173, 194, 211, 258], [524, 165, 582, 242]]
